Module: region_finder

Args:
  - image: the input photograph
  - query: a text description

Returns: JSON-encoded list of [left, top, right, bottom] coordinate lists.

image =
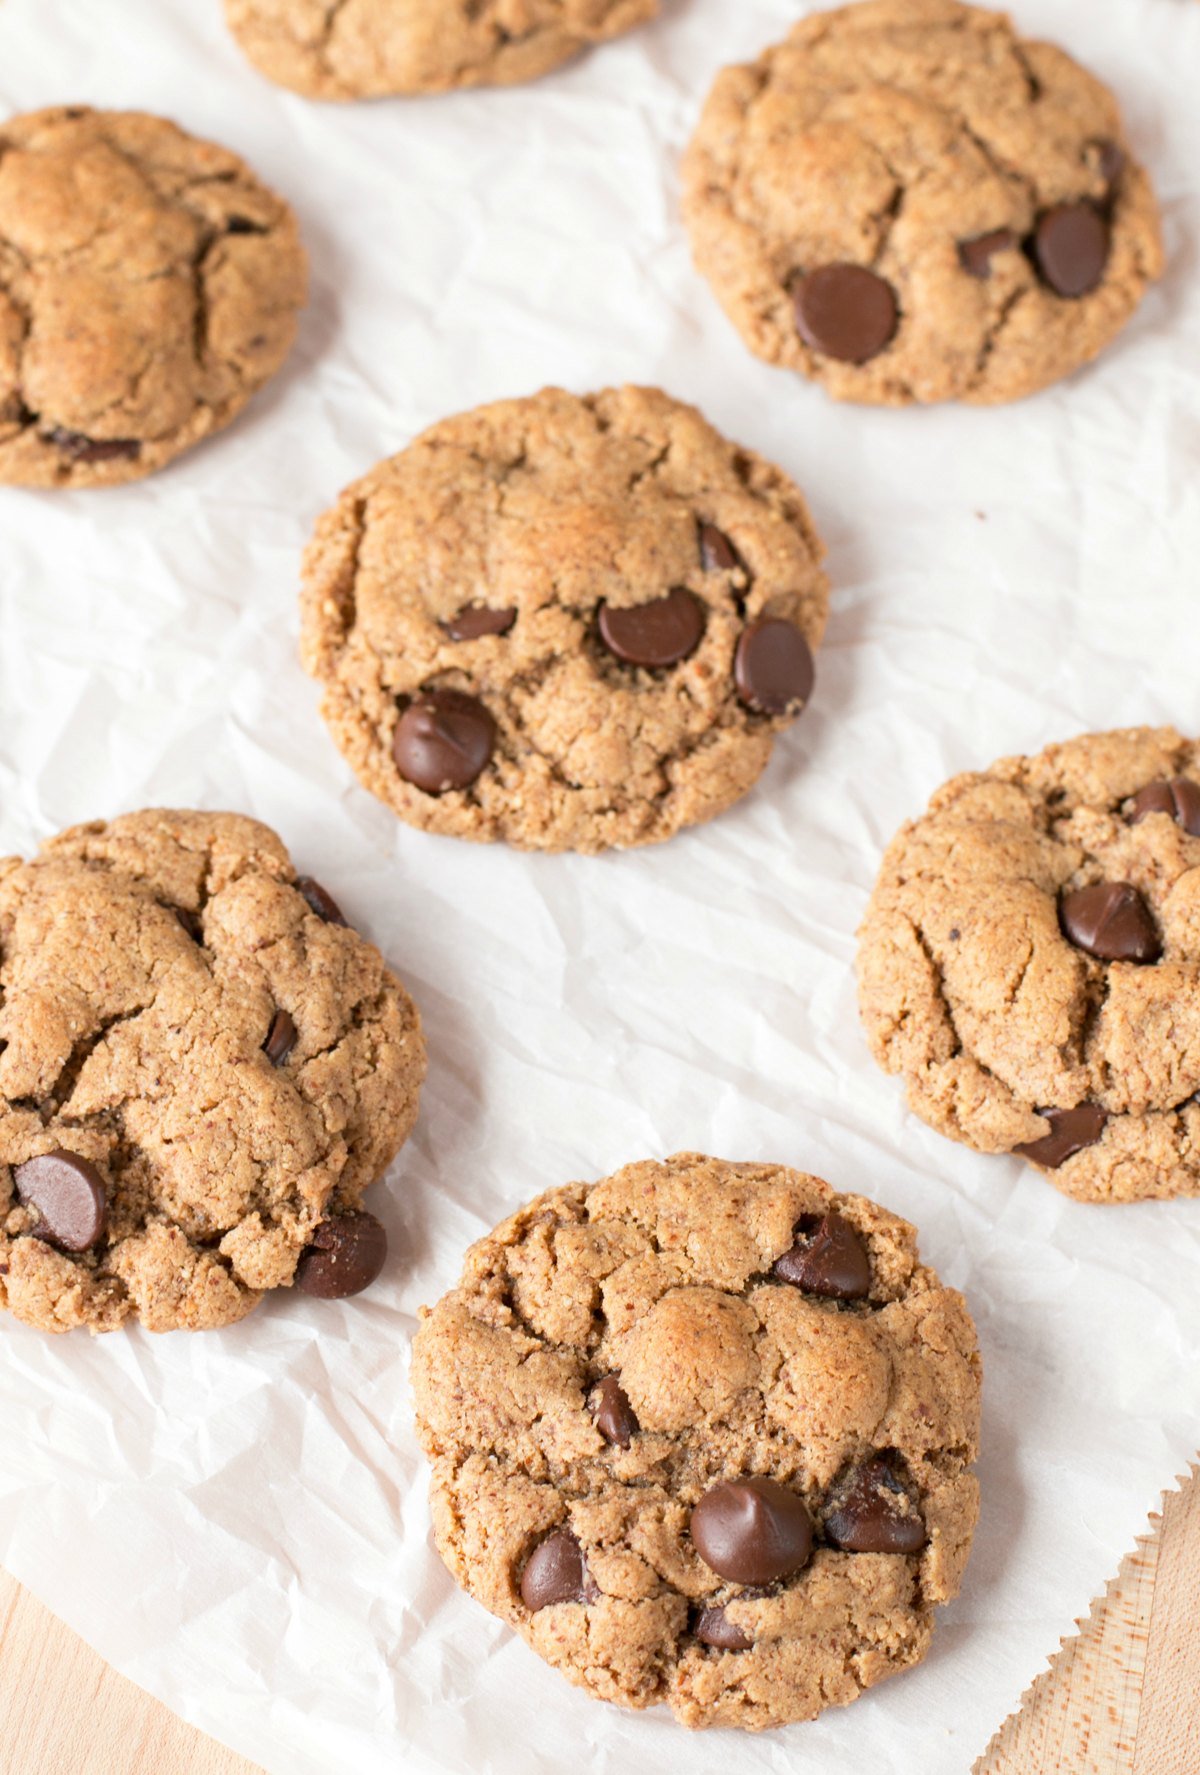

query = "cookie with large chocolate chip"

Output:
[[412, 1153, 981, 1729], [682, 0, 1163, 406], [224, 0, 658, 100], [300, 386, 829, 854], [0, 107, 306, 488], [858, 726, 1200, 1202], [0, 811, 425, 1333]]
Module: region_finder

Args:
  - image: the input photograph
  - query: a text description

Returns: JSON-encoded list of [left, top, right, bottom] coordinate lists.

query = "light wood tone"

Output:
[[1, 1471, 1197, 1775]]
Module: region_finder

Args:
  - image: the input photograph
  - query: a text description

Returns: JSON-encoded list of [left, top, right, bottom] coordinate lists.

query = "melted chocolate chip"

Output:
[[441, 605, 516, 642], [690, 1479, 813, 1586], [392, 690, 496, 793], [698, 523, 741, 574], [1128, 778, 1200, 838], [591, 1375, 639, 1448], [294, 1212, 388, 1299], [1014, 1104, 1108, 1168], [734, 618, 815, 716], [295, 876, 349, 928], [693, 1605, 752, 1651], [1060, 882, 1161, 963], [520, 1529, 596, 1611], [773, 1211, 871, 1300], [824, 1453, 927, 1555], [794, 264, 898, 364], [263, 1008, 297, 1066], [14, 1150, 108, 1253], [1034, 202, 1110, 298], [958, 228, 1019, 278], [598, 587, 705, 669], [42, 427, 141, 463]]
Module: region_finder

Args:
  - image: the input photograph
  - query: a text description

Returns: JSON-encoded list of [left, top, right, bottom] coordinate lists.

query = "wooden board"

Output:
[[2, 1469, 1197, 1775]]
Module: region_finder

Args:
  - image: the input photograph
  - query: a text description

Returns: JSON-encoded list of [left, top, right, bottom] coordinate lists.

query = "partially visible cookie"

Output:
[[0, 108, 307, 487], [224, 0, 658, 99], [0, 810, 426, 1333], [300, 386, 829, 855], [682, 0, 1163, 406], [858, 727, 1200, 1202], [412, 1152, 981, 1730]]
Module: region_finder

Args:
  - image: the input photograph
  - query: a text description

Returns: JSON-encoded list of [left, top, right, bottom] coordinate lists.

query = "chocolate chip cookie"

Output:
[[0, 811, 425, 1333], [224, 0, 658, 99], [300, 386, 829, 854], [858, 727, 1200, 1202], [0, 107, 307, 488], [411, 1153, 981, 1730], [682, 0, 1163, 406]]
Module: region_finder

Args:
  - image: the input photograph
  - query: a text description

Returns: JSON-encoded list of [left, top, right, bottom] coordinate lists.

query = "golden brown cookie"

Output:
[[412, 1153, 981, 1730], [300, 386, 829, 855], [0, 107, 307, 487], [0, 810, 425, 1333], [224, 0, 658, 99], [858, 726, 1200, 1202], [682, 0, 1163, 405]]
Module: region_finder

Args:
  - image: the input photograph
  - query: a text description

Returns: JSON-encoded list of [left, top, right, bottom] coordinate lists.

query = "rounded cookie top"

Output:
[[412, 1153, 981, 1730], [0, 810, 426, 1334], [857, 726, 1200, 1203], [0, 107, 307, 487], [682, 0, 1163, 406], [300, 386, 829, 855], [224, 0, 659, 99]]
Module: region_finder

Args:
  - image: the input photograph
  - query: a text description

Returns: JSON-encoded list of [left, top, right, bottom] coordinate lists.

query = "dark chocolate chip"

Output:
[[591, 1375, 639, 1448], [263, 1008, 297, 1066], [958, 228, 1019, 278], [794, 264, 898, 364], [598, 587, 705, 669], [773, 1210, 871, 1301], [1033, 202, 1110, 298], [42, 426, 141, 463], [693, 1605, 752, 1651], [734, 618, 815, 716], [1096, 140, 1126, 187], [1128, 778, 1200, 838], [294, 1211, 387, 1299], [295, 876, 349, 928], [1014, 1103, 1108, 1168], [392, 690, 496, 793], [698, 523, 741, 574], [824, 1453, 927, 1555], [520, 1529, 596, 1611], [441, 605, 516, 642], [690, 1478, 813, 1585], [1060, 882, 1161, 963], [14, 1150, 108, 1253]]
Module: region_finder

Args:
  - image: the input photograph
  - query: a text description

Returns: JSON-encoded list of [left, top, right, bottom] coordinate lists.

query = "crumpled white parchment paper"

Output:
[[0, 1, 1198, 1770]]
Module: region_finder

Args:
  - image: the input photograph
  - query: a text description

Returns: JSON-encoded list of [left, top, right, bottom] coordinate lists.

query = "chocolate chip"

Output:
[[14, 1150, 108, 1253], [1060, 882, 1161, 963], [1128, 778, 1200, 838], [693, 1605, 752, 1651], [958, 228, 1019, 278], [824, 1453, 926, 1555], [441, 605, 516, 641], [773, 1211, 871, 1301], [263, 1008, 297, 1066], [1014, 1103, 1108, 1168], [598, 587, 705, 669], [734, 618, 815, 716], [591, 1375, 639, 1448], [1033, 202, 1110, 298], [392, 690, 496, 793], [42, 426, 141, 463], [794, 264, 898, 364], [698, 523, 741, 574], [690, 1478, 813, 1585], [295, 876, 349, 928], [1096, 140, 1126, 187], [294, 1211, 387, 1299], [520, 1529, 596, 1612]]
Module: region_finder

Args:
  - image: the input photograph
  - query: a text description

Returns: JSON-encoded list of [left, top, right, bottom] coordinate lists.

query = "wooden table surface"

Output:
[[2, 1469, 1196, 1775]]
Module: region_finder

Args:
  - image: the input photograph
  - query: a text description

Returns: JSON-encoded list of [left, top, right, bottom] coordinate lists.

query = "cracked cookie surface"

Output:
[[300, 386, 829, 855], [858, 727, 1200, 1202], [224, 0, 658, 99], [0, 810, 425, 1333], [411, 1152, 981, 1730], [0, 107, 307, 488], [681, 0, 1163, 406]]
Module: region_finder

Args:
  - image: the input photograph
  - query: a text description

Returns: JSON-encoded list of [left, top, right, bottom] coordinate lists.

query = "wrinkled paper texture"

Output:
[[0, 0, 1198, 1770]]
